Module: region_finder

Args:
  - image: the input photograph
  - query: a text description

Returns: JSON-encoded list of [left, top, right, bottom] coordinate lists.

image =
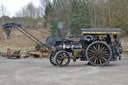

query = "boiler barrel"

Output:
[[56, 44, 82, 51]]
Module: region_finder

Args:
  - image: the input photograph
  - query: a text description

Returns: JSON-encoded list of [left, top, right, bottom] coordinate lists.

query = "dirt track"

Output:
[[0, 54, 128, 85]]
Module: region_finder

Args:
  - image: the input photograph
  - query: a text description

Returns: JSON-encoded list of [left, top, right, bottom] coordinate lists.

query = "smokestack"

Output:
[[58, 28, 63, 41], [57, 22, 64, 41]]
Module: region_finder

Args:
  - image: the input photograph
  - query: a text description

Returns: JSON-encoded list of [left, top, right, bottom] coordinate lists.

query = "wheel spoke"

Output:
[[102, 57, 107, 61], [102, 48, 108, 52], [93, 46, 97, 51], [89, 50, 96, 53], [100, 47, 105, 52], [98, 44, 100, 51], [101, 51, 108, 54], [94, 58, 97, 64], [99, 59, 102, 64], [89, 54, 96, 57], [64, 59, 67, 64], [103, 55, 109, 59], [104, 54, 109, 56], [89, 56, 95, 59], [57, 59, 62, 64]]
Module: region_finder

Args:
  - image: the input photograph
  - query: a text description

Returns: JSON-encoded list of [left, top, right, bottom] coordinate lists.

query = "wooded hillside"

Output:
[[0, 0, 128, 38]]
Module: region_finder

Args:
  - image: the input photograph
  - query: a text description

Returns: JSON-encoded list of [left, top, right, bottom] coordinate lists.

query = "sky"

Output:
[[0, 0, 40, 17]]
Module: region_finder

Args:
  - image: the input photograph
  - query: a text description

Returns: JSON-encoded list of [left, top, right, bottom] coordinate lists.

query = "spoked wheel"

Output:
[[55, 51, 71, 67], [86, 41, 112, 66], [49, 51, 57, 66]]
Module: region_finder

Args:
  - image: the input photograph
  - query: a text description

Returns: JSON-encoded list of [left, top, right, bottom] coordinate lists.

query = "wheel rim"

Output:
[[86, 41, 112, 66], [55, 51, 70, 66]]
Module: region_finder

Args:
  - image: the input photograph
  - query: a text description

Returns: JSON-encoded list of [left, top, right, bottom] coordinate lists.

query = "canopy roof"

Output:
[[82, 28, 121, 35]]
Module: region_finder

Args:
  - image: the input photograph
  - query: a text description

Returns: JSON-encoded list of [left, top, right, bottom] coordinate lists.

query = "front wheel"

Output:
[[55, 51, 71, 67], [49, 51, 57, 66], [86, 41, 112, 66]]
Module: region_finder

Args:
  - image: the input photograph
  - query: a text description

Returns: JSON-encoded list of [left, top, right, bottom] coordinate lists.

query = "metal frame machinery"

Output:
[[2, 23, 123, 66]]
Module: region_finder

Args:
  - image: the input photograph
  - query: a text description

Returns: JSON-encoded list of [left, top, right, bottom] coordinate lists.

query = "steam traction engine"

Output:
[[2, 23, 122, 66], [47, 29, 123, 66]]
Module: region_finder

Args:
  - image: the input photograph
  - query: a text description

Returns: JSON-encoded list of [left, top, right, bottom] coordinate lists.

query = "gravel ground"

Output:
[[0, 54, 128, 85]]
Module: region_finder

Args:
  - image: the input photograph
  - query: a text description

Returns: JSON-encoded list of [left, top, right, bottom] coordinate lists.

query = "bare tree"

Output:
[[40, 0, 50, 16], [16, 3, 41, 29], [0, 4, 7, 24]]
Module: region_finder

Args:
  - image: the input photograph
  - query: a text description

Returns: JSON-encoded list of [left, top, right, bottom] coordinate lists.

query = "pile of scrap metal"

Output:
[[24, 45, 49, 58], [1, 48, 21, 59]]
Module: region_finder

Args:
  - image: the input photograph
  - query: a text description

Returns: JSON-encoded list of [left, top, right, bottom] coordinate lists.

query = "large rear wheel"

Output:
[[86, 41, 112, 66]]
